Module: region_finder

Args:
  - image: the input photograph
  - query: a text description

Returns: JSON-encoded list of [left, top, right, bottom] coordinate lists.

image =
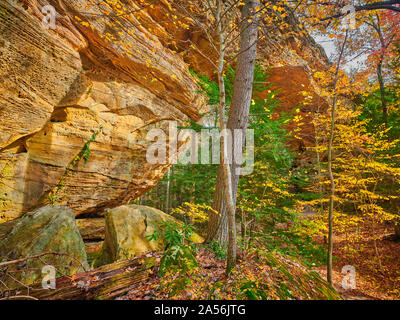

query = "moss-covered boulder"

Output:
[[0, 206, 88, 290], [93, 205, 202, 267]]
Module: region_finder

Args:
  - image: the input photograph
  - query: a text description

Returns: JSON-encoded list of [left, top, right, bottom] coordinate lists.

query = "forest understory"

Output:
[[1, 0, 400, 302], [315, 223, 400, 300], [117, 221, 400, 301]]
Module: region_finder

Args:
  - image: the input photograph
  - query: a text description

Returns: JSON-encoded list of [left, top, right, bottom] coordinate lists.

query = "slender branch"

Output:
[[0, 252, 88, 272]]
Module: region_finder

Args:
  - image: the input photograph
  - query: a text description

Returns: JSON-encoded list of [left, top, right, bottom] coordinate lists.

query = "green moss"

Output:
[[0, 206, 88, 290], [250, 250, 342, 300]]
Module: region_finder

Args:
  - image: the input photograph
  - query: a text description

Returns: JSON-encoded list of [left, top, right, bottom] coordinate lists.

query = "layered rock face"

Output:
[[0, 0, 328, 221], [0, 0, 206, 221], [258, 21, 330, 151]]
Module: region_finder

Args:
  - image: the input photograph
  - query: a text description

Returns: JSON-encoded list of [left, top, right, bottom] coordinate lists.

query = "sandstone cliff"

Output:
[[0, 0, 207, 221], [0, 0, 328, 221]]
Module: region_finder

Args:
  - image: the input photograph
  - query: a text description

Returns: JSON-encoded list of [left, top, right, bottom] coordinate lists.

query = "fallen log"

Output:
[[2, 256, 155, 300]]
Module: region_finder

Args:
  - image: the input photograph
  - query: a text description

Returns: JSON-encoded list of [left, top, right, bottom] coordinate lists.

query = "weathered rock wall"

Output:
[[258, 18, 330, 151], [0, 0, 207, 221], [0, 0, 328, 221]]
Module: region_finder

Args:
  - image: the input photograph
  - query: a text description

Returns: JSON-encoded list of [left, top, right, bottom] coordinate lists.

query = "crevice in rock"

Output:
[[76, 205, 109, 219], [50, 108, 68, 123], [0, 135, 31, 154], [143, 214, 148, 233], [50, 106, 90, 123]]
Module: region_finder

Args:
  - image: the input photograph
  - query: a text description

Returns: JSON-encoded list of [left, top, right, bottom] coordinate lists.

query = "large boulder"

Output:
[[93, 205, 202, 267], [0, 206, 88, 290]]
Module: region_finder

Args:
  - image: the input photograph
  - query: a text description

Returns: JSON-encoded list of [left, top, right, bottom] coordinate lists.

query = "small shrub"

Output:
[[146, 220, 194, 249], [205, 240, 227, 260], [147, 221, 199, 297]]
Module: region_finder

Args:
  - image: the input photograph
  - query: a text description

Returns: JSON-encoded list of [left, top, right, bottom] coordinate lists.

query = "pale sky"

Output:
[[314, 34, 368, 72]]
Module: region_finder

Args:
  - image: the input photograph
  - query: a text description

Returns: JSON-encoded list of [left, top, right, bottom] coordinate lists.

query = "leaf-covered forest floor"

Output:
[[315, 223, 400, 300], [121, 247, 339, 300], [117, 220, 400, 301]]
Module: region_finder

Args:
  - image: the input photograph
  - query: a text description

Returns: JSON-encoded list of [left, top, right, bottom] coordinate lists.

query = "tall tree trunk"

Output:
[[327, 31, 348, 285], [377, 61, 388, 124], [327, 105, 336, 286], [190, 166, 195, 204], [212, 0, 236, 275], [207, 165, 229, 245], [206, 0, 260, 271], [165, 168, 170, 213], [395, 220, 400, 240]]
